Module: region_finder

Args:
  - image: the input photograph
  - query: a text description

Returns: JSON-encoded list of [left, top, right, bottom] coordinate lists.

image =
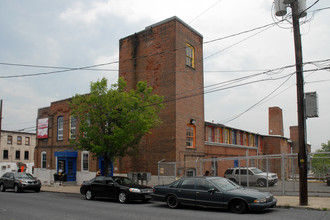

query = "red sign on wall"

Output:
[[37, 118, 48, 139]]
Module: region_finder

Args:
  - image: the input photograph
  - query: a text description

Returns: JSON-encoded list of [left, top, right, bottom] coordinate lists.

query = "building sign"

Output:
[[37, 118, 49, 139]]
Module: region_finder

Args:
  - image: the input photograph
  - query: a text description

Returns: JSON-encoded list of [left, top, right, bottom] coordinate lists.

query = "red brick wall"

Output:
[[118, 17, 205, 175], [269, 107, 284, 136], [35, 99, 99, 171], [204, 144, 257, 176]]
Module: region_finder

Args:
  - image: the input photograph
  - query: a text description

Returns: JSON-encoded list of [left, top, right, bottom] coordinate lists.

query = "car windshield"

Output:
[[113, 177, 136, 185], [15, 173, 34, 179], [250, 168, 263, 174], [210, 178, 240, 191]]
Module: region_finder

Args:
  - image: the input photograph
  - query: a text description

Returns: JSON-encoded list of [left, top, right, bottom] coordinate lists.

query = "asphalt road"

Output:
[[0, 191, 329, 220]]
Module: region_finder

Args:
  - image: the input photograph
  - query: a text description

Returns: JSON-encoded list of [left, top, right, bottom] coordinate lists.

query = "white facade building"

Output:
[[0, 130, 36, 176]]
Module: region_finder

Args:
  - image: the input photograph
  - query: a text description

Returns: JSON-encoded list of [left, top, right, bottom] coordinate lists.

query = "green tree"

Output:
[[70, 77, 164, 175], [311, 140, 330, 177]]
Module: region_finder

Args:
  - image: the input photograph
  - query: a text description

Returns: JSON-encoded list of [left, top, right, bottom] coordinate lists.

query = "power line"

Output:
[[0, 19, 285, 79], [220, 73, 295, 124], [6, 65, 329, 133], [189, 0, 223, 24], [0, 61, 119, 79]]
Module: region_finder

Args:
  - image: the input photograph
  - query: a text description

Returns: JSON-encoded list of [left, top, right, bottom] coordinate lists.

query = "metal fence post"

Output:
[[266, 157, 269, 189], [246, 150, 249, 187], [195, 157, 199, 176]]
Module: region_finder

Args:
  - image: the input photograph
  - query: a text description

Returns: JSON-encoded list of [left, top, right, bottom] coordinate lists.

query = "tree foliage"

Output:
[[69, 77, 164, 175], [311, 140, 330, 177]]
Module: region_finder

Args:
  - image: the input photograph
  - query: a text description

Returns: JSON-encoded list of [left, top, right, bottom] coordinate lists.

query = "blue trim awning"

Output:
[[54, 151, 77, 158]]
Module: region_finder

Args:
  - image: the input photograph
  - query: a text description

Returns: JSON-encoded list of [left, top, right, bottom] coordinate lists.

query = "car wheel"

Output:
[[0, 184, 5, 192], [229, 199, 248, 214], [14, 184, 21, 193], [166, 195, 179, 209], [35, 188, 41, 193], [257, 179, 267, 187], [85, 190, 94, 200], [118, 191, 128, 204]]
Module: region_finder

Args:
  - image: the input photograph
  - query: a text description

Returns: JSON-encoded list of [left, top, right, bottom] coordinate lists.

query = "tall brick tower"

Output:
[[268, 107, 284, 136], [118, 17, 205, 175]]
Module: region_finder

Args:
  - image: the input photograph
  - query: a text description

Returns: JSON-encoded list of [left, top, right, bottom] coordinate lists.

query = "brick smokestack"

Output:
[[268, 107, 284, 136]]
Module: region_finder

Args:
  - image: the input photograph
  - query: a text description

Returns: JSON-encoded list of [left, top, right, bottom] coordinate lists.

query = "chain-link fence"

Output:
[[158, 152, 330, 195]]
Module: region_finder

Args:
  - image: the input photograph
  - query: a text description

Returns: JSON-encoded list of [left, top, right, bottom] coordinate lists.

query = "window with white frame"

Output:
[[57, 116, 64, 140], [237, 132, 241, 145], [82, 151, 89, 171], [224, 129, 229, 144], [231, 130, 236, 144], [41, 151, 47, 169], [215, 128, 220, 142], [70, 116, 77, 139], [207, 127, 213, 142]]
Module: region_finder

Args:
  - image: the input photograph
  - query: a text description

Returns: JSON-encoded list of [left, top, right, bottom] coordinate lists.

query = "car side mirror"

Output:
[[208, 188, 217, 195], [107, 181, 114, 186]]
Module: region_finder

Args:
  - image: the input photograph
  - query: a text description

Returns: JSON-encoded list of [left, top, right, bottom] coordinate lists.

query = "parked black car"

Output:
[[80, 176, 153, 203], [152, 176, 277, 214], [0, 172, 41, 193]]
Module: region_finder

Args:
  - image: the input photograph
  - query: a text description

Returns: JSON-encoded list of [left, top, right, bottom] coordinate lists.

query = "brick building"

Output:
[[118, 17, 205, 175], [34, 17, 294, 185]]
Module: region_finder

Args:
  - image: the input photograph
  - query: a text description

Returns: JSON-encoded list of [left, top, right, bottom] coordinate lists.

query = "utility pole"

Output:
[[275, 0, 308, 205], [291, 0, 308, 206]]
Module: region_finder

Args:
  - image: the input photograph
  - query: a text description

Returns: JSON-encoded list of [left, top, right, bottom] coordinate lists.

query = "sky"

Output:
[[0, 0, 329, 152]]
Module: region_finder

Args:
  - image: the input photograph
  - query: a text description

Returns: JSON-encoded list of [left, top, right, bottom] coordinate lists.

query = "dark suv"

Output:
[[224, 167, 278, 187], [0, 172, 41, 193]]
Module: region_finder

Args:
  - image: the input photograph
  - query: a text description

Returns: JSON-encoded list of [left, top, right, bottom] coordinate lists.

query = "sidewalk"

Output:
[[41, 185, 330, 210]]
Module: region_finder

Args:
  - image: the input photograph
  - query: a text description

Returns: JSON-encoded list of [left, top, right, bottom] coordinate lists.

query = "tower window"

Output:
[[186, 43, 195, 68], [186, 125, 196, 148]]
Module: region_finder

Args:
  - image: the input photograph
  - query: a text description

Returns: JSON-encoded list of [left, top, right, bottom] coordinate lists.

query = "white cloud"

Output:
[[0, 0, 329, 151]]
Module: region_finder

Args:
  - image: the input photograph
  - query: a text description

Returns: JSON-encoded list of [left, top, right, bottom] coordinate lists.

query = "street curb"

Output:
[[276, 204, 329, 211], [40, 189, 329, 211]]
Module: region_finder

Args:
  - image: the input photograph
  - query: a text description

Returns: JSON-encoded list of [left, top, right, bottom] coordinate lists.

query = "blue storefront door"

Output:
[[55, 151, 77, 182], [99, 158, 113, 176], [66, 158, 76, 181]]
